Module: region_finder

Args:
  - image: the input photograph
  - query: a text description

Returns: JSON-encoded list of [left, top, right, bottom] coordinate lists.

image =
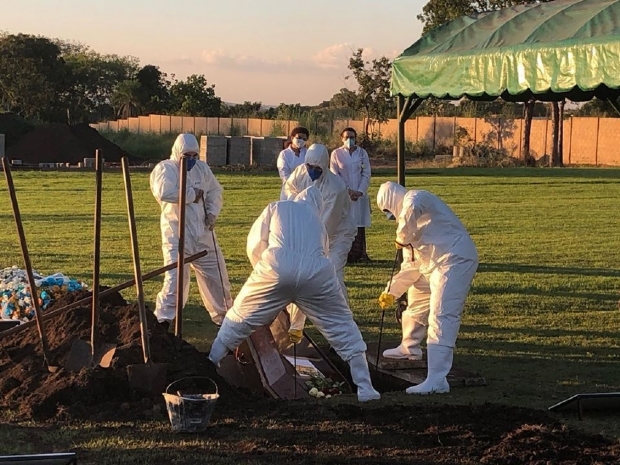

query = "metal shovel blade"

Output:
[[65, 339, 116, 372], [96, 343, 117, 368], [127, 361, 168, 397], [65, 339, 93, 372]]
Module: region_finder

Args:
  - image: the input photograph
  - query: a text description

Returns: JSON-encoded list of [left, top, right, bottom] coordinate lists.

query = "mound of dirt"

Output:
[[197, 401, 620, 464], [0, 289, 241, 421], [5, 123, 128, 165], [0, 113, 35, 148]]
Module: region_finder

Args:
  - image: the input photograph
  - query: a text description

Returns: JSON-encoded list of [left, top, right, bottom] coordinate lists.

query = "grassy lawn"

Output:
[[1, 166, 619, 461]]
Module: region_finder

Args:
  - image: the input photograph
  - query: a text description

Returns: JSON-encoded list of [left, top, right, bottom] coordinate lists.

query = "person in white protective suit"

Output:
[[281, 144, 357, 342], [208, 186, 380, 402], [150, 133, 233, 328], [377, 181, 478, 395]]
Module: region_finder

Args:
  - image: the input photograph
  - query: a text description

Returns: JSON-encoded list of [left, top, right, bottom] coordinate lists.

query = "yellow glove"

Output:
[[289, 329, 303, 344], [378, 292, 395, 310]]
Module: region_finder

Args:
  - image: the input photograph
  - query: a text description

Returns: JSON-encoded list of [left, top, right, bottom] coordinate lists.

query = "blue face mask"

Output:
[[186, 158, 197, 171], [307, 166, 323, 181]]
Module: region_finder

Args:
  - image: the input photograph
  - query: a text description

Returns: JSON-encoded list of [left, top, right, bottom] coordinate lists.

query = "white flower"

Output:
[[309, 388, 319, 397]]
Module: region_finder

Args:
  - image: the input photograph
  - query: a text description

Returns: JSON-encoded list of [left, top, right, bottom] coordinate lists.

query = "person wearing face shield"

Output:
[[149, 133, 233, 329], [276, 126, 309, 185], [377, 181, 478, 395], [330, 128, 372, 264], [208, 186, 380, 402]]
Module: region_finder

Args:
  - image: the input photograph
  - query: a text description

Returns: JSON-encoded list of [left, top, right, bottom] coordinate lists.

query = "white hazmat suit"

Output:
[[377, 181, 478, 394], [282, 144, 357, 333], [150, 133, 233, 326], [209, 186, 380, 402]]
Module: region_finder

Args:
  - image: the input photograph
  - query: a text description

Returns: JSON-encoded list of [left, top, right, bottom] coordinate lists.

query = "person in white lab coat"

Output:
[[276, 126, 309, 185], [377, 181, 478, 395], [209, 186, 380, 402], [330, 128, 372, 263], [150, 133, 233, 328]]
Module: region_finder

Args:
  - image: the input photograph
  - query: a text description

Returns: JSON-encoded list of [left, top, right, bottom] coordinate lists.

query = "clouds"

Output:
[[197, 43, 377, 74], [157, 43, 396, 104]]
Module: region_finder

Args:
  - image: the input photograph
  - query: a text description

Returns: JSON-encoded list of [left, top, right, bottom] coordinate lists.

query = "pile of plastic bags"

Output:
[[0, 266, 86, 322]]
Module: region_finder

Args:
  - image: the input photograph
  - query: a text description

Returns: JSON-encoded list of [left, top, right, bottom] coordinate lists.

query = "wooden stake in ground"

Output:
[[175, 157, 188, 343], [1, 156, 57, 372]]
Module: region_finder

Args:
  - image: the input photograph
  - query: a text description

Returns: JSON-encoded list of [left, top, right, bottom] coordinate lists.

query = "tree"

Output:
[[334, 49, 394, 139], [221, 101, 263, 118], [417, 0, 477, 34], [0, 34, 70, 122], [169, 74, 221, 116], [576, 98, 619, 117], [111, 80, 143, 118], [136, 65, 171, 114], [58, 40, 139, 122], [418, 0, 552, 34]]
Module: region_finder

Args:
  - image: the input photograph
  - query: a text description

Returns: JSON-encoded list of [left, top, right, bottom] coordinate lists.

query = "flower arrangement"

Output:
[[0, 266, 85, 322], [305, 375, 346, 399]]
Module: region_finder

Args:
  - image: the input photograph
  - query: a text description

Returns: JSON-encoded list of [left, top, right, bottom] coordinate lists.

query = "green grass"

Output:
[[1, 166, 620, 460]]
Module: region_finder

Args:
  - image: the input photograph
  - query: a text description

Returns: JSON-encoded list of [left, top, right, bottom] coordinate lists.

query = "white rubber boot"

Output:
[[382, 314, 426, 360], [348, 354, 381, 402], [405, 344, 452, 394]]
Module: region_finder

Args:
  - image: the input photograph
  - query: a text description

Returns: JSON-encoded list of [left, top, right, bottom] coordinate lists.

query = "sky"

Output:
[[2, 0, 426, 106]]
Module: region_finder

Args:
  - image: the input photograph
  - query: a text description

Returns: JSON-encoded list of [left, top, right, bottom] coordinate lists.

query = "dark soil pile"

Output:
[[0, 289, 240, 421], [0, 113, 35, 147], [197, 401, 620, 465], [5, 123, 128, 165]]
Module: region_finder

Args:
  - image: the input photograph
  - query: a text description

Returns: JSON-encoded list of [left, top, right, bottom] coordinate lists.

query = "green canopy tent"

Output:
[[391, 0, 620, 185]]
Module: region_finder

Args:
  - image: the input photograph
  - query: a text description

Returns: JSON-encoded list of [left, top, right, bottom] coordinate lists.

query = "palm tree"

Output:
[[111, 80, 142, 119]]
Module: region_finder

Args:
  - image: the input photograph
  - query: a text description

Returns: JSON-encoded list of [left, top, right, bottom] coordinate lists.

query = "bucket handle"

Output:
[[165, 377, 218, 396]]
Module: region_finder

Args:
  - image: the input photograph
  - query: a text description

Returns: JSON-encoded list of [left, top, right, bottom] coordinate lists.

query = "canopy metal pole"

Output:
[[606, 98, 620, 117], [397, 95, 406, 187], [397, 95, 424, 187]]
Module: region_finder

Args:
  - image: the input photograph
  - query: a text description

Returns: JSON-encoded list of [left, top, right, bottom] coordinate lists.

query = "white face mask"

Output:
[[344, 138, 355, 149], [293, 138, 306, 149]]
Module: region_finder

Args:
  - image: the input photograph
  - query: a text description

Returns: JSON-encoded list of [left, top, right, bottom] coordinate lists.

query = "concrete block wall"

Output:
[[251, 137, 286, 166], [89, 114, 620, 166], [227, 136, 251, 165], [200, 135, 227, 166]]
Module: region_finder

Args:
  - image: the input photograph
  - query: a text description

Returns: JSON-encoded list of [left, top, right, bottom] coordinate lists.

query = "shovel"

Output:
[[2, 157, 58, 373], [121, 157, 168, 396], [174, 157, 188, 347], [66, 150, 116, 372]]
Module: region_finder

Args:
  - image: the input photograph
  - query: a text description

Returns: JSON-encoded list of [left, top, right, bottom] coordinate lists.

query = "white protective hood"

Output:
[[170, 133, 200, 162], [293, 185, 323, 216], [377, 181, 407, 219]]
